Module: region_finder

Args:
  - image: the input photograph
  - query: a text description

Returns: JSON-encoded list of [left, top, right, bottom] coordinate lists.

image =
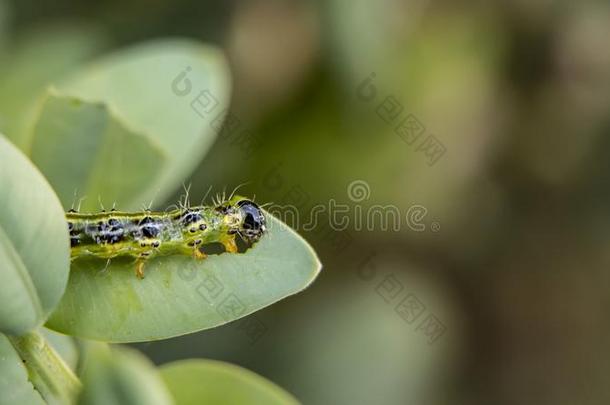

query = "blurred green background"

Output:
[[2, 0, 609, 404]]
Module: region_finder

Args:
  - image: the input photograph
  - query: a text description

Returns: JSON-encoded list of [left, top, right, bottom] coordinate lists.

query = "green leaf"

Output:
[[0, 135, 70, 335], [160, 359, 299, 405], [77, 343, 172, 405], [0, 333, 45, 405], [46, 214, 321, 342], [0, 25, 105, 149], [29, 92, 168, 211], [55, 38, 231, 207]]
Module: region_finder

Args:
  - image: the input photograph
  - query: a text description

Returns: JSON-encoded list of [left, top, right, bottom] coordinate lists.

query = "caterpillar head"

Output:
[[235, 199, 266, 242]]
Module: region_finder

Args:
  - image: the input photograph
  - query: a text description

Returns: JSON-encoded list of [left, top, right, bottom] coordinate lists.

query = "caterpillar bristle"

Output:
[[164, 203, 179, 213], [181, 183, 192, 210], [97, 195, 106, 211], [199, 185, 213, 207], [228, 182, 250, 201]]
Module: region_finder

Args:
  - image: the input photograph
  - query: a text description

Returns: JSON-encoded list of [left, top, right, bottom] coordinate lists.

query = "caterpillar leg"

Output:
[[96, 258, 112, 276], [135, 255, 150, 279], [193, 248, 207, 260], [182, 240, 207, 260], [223, 238, 238, 254]]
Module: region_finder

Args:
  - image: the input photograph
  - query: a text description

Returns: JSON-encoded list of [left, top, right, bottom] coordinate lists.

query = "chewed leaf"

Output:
[[160, 359, 300, 405], [46, 213, 321, 342], [29, 92, 167, 211], [0, 135, 70, 335]]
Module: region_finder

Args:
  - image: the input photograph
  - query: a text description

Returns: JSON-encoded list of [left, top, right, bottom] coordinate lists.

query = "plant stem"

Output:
[[8, 330, 82, 405]]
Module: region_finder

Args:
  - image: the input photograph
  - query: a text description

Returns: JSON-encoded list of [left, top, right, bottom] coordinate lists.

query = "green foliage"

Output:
[[0, 333, 45, 405], [47, 213, 320, 342], [0, 135, 70, 335], [0, 33, 316, 404], [54, 39, 231, 210], [77, 343, 172, 405], [160, 360, 299, 405], [7, 331, 81, 405], [0, 25, 106, 150], [42, 328, 78, 372], [30, 92, 167, 210]]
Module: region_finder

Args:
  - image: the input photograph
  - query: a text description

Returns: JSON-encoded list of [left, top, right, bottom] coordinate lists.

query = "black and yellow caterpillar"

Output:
[[67, 195, 266, 278]]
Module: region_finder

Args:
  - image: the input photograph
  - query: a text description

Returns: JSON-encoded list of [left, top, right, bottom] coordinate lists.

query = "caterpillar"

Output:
[[67, 195, 266, 279]]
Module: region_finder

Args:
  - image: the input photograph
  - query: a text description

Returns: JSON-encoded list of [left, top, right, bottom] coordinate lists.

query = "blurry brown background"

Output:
[[2, 0, 609, 404]]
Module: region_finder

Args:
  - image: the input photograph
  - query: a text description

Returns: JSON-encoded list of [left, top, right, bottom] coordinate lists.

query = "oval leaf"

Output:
[[29, 92, 167, 211], [0, 333, 45, 405], [46, 214, 321, 342], [0, 135, 70, 334], [78, 343, 172, 405], [56, 38, 231, 206], [160, 359, 299, 405]]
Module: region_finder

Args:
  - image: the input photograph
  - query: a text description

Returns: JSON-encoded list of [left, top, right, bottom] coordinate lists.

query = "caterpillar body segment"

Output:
[[67, 196, 266, 278]]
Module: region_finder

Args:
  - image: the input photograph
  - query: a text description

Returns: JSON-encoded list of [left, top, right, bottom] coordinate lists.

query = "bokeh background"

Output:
[[2, 0, 610, 404]]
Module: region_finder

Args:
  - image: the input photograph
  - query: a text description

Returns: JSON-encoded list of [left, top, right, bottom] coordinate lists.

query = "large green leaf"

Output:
[[160, 359, 299, 405], [0, 333, 45, 405], [78, 343, 172, 405], [0, 135, 70, 335], [29, 92, 167, 211], [46, 214, 321, 342], [55, 38, 231, 208]]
